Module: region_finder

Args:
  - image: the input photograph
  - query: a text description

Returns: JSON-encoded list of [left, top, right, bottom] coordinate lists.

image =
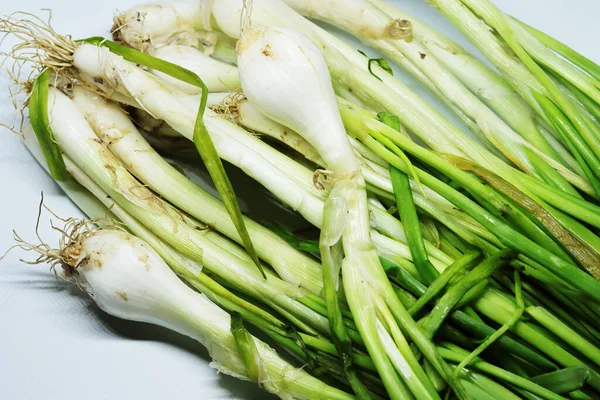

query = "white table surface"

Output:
[[1, 0, 599, 399]]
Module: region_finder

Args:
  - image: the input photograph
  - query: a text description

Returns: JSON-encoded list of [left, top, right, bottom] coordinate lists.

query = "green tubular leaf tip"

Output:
[[408, 250, 481, 316], [453, 269, 524, 378]]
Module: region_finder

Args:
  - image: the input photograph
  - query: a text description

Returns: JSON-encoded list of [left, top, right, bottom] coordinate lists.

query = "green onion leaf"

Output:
[[262, 220, 320, 255], [454, 269, 524, 377], [408, 251, 481, 316], [29, 69, 69, 181], [446, 154, 600, 277], [534, 91, 600, 197], [531, 365, 596, 394], [357, 50, 393, 82], [515, 18, 600, 82], [78, 37, 266, 278], [378, 112, 439, 284], [390, 165, 440, 284], [376, 112, 424, 191]]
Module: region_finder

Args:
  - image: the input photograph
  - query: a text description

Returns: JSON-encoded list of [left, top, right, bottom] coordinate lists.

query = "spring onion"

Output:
[[237, 23, 466, 399], [13, 221, 352, 400], [283, 0, 588, 196]]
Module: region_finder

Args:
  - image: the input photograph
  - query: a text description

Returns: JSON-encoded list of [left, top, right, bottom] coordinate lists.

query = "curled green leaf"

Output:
[[29, 69, 69, 181], [357, 50, 393, 82]]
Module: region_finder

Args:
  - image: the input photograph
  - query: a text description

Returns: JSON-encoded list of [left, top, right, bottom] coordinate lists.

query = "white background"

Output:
[[1, 0, 599, 399]]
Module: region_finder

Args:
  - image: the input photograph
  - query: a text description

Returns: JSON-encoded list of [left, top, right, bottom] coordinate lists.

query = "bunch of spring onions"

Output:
[[423, 0, 600, 198], [281, 0, 587, 196], [3, 0, 600, 398]]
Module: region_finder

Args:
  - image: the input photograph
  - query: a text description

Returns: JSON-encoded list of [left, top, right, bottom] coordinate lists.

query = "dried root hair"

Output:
[[1, 62, 30, 134], [0, 11, 79, 129], [110, 12, 128, 47], [0, 11, 77, 73], [240, 0, 254, 40], [110, 9, 154, 52], [210, 91, 246, 120], [0, 193, 122, 280], [210, 92, 264, 140]]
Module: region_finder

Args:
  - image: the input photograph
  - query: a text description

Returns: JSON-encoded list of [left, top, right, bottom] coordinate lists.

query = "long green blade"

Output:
[[78, 37, 265, 278], [454, 270, 525, 376], [377, 112, 438, 284], [515, 18, 600, 82], [29, 69, 69, 181], [534, 91, 600, 197], [341, 105, 600, 302], [408, 251, 481, 316], [389, 166, 440, 284], [460, 2, 600, 174]]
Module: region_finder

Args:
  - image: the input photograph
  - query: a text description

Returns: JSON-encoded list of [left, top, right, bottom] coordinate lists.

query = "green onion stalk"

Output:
[[338, 99, 600, 297], [10, 25, 440, 368], [391, 250, 600, 395], [375, 247, 600, 395], [226, 104, 487, 267], [281, 0, 588, 196], [229, 101, 497, 262], [101, 36, 501, 269], [230, 10, 580, 398], [70, 85, 324, 295], [115, 2, 597, 268], [494, 271, 600, 348], [70, 38, 600, 384], [68, 37, 600, 384], [236, 17, 467, 398], [145, 44, 240, 93], [68, 35, 468, 281], [442, 154, 600, 278], [21, 125, 365, 399], [384, 256, 567, 376], [104, 13, 510, 258], [64, 34, 266, 278], [338, 102, 600, 383], [424, 0, 600, 196], [187, 0, 600, 273], [24, 77, 536, 400], [31, 83, 367, 352], [383, 113, 440, 284], [24, 76, 596, 398], [367, 0, 579, 173], [9, 9, 600, 399], [439, 344, 566, 400]]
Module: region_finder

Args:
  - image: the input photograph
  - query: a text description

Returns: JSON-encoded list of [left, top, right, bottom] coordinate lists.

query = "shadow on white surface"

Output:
[[1, 264, 276, 399]]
